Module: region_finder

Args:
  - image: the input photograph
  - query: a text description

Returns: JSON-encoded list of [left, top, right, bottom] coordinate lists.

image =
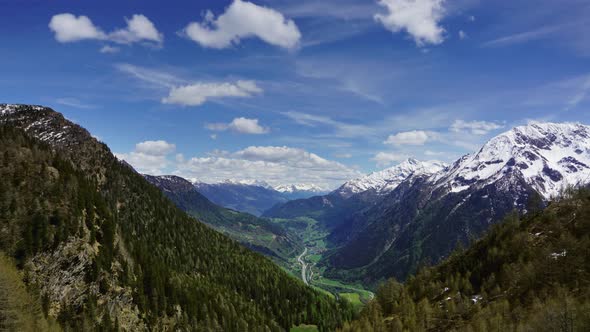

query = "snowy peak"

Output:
[[336, 158, 447, 198], [192, 178, 273, 189], [273, 183, 328, 193], [0, 104, 94, 149], [435, 122, 590, 199]]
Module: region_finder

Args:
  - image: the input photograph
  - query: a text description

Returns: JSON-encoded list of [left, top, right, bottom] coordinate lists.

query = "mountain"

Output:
[[193, 180, 327, 216], [274, 183, 330, 200], [342, 188, 590, 331], [263, 159, 446, 236], [193, 180, 289, 216], [335, 159, 447, 199], [0, 104, 353, 331], [143, 174, 302, 265], [323, 122, 590, 285]]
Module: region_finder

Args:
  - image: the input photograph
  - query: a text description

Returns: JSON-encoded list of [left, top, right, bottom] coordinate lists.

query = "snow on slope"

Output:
[[432, 122, 590, 199], [0, 104, 79, 146], [336, 158, 447, 198], [192, 178, 328, 193], [274, 183, 328, 193]]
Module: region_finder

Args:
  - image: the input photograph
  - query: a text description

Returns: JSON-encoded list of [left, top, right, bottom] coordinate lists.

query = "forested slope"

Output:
[[144, 175, 302, 265], [0, 104, 353, 331], [342, 188, 590, 331]]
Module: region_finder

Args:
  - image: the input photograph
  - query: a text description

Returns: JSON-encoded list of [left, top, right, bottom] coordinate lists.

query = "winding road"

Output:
[[297, 248, 309, 285]]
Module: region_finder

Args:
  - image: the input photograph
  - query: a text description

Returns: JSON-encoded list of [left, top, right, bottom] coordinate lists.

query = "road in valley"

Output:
[[297, 248, 309, 285]]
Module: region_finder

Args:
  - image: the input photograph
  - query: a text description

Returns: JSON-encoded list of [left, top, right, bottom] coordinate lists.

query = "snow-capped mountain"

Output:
[[431, 122, 590, 199], [191, 179, 329, 215], [217, 178, 274, 189], [327, 122, 590, 284], [274, 183, 328, 193], [335, 158, 447, 198]]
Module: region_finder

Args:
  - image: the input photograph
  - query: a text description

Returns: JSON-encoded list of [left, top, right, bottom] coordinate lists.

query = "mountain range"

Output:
[[0, 104, 353, 330], [266, 122, 590, 286], [2, 103, 590, 331], [193, 179, 328, 216], [143, 174, 302, 265]]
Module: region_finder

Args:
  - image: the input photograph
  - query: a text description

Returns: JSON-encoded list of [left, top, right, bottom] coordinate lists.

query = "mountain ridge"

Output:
[[324, 122, 590, 285], [0, 104, 353, 330]]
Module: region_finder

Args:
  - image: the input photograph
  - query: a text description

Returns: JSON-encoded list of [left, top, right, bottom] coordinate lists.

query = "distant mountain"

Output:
[[193, 179, 327, 216], [324, 122, 590, 285], [274, 183, 330, 200], [264, 159, 446, 234], [335, 158, 447, 199], [194, 180, 288, 216], [0, 104, 353, 331], [144, 174, 302, 264]]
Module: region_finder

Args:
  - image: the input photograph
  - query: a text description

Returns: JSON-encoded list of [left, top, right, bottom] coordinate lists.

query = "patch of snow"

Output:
[[431, 122, 590, 199], [274, 183, 328, 193], [550, 250, 567, 259]]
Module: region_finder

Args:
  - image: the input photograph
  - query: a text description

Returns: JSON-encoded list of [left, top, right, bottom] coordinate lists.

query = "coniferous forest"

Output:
[[0, 107, 354, 331], [341, 188, 590, 331]]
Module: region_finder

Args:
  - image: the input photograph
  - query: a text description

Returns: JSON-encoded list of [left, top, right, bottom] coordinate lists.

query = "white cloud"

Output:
[[384, 130, 431, 145], [450, 120, 504, 135], [482, 25, 562, 48], [282, 111, 373, 138], [135, 140, 176, 156], [458, 30, 467, 40], [566, 75, 590, 110], [115, 140, 176, 174], [176, 146, 361, 189], [49, 13, 163, 47], [109, 14, 163, 45], [100, 45, 120, 53], [49, 13, 106, 42], [207, 117, 269, 134], [372, 151, 410, 167], [116, 63, 186, 88], [183, 0, 301, 49], [424, 150, 446, 156], [162, 80, 262, 106], [374, 0, 447, 46], [55, 97, 96, 109]]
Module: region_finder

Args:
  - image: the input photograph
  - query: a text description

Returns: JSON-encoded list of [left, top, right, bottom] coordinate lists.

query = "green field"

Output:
[[270, 216, 374, 312]]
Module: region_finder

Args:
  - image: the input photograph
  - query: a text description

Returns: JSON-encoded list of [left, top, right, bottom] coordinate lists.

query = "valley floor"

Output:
[[274, 216, 374, 310]]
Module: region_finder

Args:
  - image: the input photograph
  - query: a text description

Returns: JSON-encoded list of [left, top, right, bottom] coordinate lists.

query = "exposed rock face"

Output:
[[324, 122, 590, 284]]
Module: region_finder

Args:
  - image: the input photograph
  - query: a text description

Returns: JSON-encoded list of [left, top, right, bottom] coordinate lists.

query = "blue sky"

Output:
[[1, 0, 589, 189]]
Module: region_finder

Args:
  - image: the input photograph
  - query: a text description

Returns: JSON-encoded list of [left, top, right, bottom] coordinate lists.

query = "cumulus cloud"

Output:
[[372, 152, 410, 167], [117, 142, 359, 188], [135, 140, 176, 155], [115, 140, 176, 174], [109, 14, 163, 44], [206, 117, 269, 134], [450, 120, 504, 135], [374, 0, 446, 46], [458, 30, 467, 40], [49, 13, 163, 47], [162, 80, 262, 106], [384, 130, 431, 145], [49, 13, 106, 42], [183, 0, 301, 49], [176, 146, 361, 189]]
